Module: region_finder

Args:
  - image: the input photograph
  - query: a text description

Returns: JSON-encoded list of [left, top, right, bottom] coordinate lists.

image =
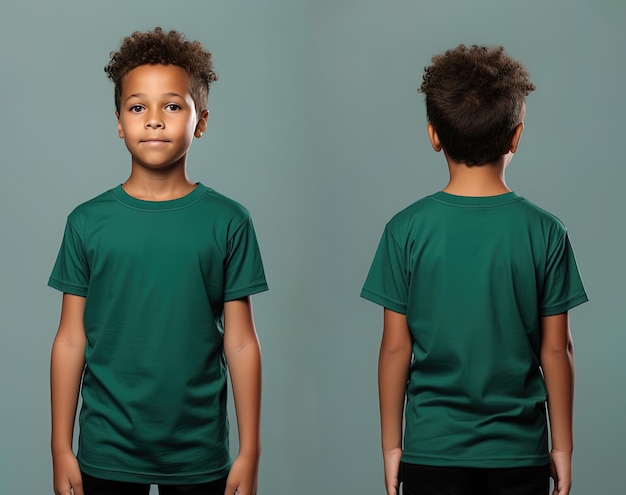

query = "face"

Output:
[[116, 64, 208, 171]]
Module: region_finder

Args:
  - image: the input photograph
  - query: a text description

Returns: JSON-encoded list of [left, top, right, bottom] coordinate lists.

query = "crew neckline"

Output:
[[430, 191, 522, 207], [111, 183, 208, 211]]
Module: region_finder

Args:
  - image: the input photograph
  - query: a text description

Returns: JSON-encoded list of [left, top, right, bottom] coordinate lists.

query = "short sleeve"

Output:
[[360, 226, 409, 314], [540, 232, 588, 316], [223, 216, 268, 301], [48, 219, 90, 296]]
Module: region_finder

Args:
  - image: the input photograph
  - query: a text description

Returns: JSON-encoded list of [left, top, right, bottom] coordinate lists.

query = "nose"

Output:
[[145, 112, 164, 129]]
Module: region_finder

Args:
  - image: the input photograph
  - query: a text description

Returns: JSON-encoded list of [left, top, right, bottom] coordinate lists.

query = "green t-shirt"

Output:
[[361, 191, 587, 468], [49, 184, 268, 484]]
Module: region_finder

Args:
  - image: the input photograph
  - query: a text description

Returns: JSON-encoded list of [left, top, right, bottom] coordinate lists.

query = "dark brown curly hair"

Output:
[[105, 27, 218, 114], [419, 45, 535, 166]]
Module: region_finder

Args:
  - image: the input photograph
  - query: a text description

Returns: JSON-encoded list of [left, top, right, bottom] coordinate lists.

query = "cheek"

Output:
[[185, 121, 198, 139]]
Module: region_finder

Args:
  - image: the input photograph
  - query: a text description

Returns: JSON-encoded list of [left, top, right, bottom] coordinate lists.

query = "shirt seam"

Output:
[[224, 282, 269, 301], [428, 195, 523, 208], [110, 186, 210, 212], [360, 288, 407, 314], [541, 292, 589, 315]]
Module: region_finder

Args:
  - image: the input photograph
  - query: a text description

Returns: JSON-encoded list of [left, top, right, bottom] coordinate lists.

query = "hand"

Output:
[[53, 450, 83, 495], [224, 453, 259, 495], [383, 447, 402, 495], [549, 449, 572, 495]]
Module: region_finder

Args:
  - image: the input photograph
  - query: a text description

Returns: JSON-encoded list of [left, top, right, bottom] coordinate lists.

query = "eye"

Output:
[[165, 103, 182, 111], [129, 105, 144, 113]]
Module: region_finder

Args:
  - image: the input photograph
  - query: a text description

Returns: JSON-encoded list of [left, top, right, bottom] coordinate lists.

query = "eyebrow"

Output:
[[124, 92, 185, 102]]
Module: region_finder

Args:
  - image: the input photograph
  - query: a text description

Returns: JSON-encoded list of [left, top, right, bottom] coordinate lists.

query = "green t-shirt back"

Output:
[[49, 184, 268, 484], [361, 191, 587, 468]]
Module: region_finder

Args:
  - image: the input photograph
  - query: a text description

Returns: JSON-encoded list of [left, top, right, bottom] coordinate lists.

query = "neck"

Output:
[[123, 163, 196, 201], [442, 153, 512, 197]]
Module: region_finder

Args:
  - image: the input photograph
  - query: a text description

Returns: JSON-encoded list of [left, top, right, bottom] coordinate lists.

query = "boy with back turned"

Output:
[[49, 28, 267, 495], [361, 45, 587, 495]]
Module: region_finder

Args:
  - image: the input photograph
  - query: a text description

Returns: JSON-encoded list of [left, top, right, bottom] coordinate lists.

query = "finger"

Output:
[[68, 480, 85, 495], [54, 482, 71, 495]]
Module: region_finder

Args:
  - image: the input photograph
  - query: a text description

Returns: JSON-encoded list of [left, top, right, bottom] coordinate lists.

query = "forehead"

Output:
[[121, 64, 191, 97]]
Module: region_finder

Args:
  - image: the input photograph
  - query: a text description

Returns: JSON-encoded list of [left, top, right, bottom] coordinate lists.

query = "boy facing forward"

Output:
[[49, 28, 267, 495], [361, 45, 587, 495]]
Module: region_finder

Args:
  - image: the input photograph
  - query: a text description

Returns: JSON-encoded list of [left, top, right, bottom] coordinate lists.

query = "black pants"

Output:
[[400, 462, 550, 495], [81, 472, 228, 495]]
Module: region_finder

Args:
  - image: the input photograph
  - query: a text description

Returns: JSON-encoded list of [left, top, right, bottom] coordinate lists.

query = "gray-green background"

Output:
[[1, 1, 622, 493]]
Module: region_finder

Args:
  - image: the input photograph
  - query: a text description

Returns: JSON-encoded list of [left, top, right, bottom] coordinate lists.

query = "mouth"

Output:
[[141, 139, 170, 145]]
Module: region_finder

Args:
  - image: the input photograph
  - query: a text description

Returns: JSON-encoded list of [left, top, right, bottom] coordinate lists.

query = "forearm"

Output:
[[540, 312, 575, 454], [378, 347, 410, 451], [378, 309, 412, 453], [50, 336, 85, 454], [541, 343, 574, 452], [225, 337, 262, 457]]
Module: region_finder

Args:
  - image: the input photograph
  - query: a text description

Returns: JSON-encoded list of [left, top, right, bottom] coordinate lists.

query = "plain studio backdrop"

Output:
[[0, 1, 622, 493]]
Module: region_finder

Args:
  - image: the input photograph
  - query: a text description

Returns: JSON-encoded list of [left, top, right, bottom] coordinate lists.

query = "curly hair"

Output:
[[419, 45, 535, 166], [105, 27, 218, 113]]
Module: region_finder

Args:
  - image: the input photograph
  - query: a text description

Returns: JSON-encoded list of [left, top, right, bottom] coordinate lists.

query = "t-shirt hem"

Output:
[[541, 293, 589, 316], [48, 277, 88, 297], [224, 282, 269, 302], [401, 452, 550, 468], [360, 288, 407, 314], [79, 461, 231, 485]]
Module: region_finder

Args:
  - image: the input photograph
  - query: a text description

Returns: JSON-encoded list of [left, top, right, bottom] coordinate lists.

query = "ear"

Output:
[[116, 111, 124, 139], [509, 123, 524, 153], [195, 110, 209, 138], [427, 123, 443, 152]]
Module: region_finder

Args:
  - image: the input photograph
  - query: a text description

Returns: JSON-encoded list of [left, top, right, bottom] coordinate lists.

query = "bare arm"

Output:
[[223, 297, 262, 495], [50, 294, 86, 495], [379, 308, 412, 495], [540, 312, 574, 495]]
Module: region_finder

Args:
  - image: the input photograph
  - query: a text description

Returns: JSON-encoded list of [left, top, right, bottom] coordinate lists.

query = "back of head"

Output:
[[104, 27, 218, 114], [419, 45, 535, 166]]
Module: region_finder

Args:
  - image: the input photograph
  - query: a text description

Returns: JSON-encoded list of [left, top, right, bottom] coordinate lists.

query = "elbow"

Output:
[[541, 339, 574, 367], [224, 336, 261, 360], [560, 335, 575, 357], [380, 340, 412, 361]]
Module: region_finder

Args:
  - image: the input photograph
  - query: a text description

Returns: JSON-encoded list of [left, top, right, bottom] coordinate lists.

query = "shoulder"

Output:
[[384, 194, 442, 236], [65, 188, 118, 228], [198, 185, 252, 219], [511, 195, 568, 238], [513, 195, 563, 222], [196, 185, 258, 237], [389, 194, 438, 222], [197, 186, 255, 236]]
